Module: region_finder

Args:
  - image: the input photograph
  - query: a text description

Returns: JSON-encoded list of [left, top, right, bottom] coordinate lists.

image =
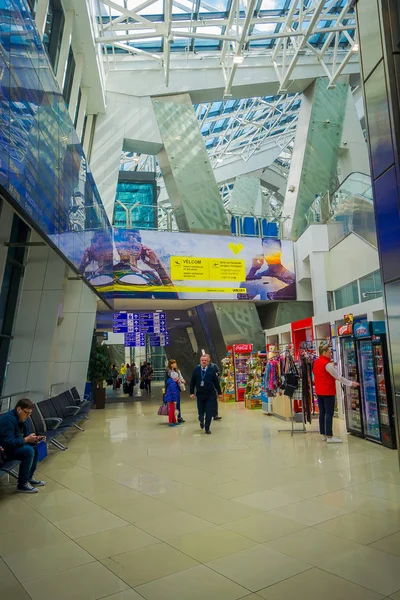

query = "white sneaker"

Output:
[[321, 435, 327, 441], [326, 437, 343, 443]]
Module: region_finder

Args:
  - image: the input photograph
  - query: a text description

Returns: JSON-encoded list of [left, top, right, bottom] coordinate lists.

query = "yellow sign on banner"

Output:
[[209, 259, 245, 282], [170, 256, 245, 282], [170, 256, 209, 281], [108, 283, 247, 294]]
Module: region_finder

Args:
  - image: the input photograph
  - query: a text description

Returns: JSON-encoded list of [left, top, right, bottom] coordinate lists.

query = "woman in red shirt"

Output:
[[313, 344, 359, 443]]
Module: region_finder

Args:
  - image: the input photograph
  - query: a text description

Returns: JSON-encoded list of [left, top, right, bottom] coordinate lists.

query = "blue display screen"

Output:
[[0, 0, 113, 292]]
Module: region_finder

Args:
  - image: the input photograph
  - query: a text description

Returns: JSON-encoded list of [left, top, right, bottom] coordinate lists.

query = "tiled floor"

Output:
[[1, 395, 400, 600]]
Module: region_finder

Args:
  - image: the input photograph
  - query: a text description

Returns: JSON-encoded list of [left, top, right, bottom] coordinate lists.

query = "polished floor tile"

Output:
[[75, 524, 159, 559], [54, 509, 129, 539], [223, 512, 306, 543], [269, 500, 347, 526], [3, 540, 95, 582], [0, 558, 31, 600], [1, 398, 400, 600], [102, 542, 198, 587], [322, 545, 400, 596], [315, 511, 400, 544], [206, 544, 310, 592], [135, 565, 250, 600], [266, 527, 363, 566], [256, 567, 384, 600], [101, 591, 145, 600], [349, 480, 400, 503], [133, 508, 213, 540], [234, 489, 302, 511], [23, 561, 128, 600], [370, 531, 400, 557], [168, 525, 257, 562]]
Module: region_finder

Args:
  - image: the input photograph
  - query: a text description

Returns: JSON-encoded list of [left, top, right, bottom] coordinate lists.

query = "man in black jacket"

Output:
[[0, 398, 46, 493], [190, 355, 222, 434]]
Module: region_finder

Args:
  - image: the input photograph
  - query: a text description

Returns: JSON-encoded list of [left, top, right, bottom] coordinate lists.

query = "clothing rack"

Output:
[[278, 352, 319, 437]]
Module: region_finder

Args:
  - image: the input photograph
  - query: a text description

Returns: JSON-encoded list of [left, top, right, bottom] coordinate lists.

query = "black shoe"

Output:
[[178, 417, 185, 423], [214, 416, 222, 420], [205, 429, 211, 434], [199, 421, 204, 429]]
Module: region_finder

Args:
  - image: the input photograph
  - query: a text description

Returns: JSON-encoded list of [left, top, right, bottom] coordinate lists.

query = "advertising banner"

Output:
[[95, 229, 296, 301]]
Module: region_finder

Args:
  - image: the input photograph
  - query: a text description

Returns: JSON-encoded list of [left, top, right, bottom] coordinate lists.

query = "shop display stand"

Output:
[[278, 396, 308, 435]]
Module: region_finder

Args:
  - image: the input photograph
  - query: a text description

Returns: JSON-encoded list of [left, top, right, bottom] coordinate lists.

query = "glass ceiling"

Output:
[[96, 0, 355, 53]]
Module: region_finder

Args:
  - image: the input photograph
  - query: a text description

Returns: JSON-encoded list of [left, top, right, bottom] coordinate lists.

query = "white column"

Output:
[[76, 87, 88, 140], [56, 9, 74, 89], [52, 271, 97, 399], [34, 0, 49, 38], [0, 203, 14, 287], [68, 52, 84, 122], [4, 234, 67, 403], [82, 114, 94, 157], [309, 252, 329, 315]]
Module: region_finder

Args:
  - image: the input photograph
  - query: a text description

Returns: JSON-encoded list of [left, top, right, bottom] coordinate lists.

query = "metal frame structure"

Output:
[[94, 0, 357, 95]]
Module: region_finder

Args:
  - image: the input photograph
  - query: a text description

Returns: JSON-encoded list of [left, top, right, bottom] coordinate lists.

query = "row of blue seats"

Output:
[[230, 217, 279, 238], [0, 387, 91, 480]]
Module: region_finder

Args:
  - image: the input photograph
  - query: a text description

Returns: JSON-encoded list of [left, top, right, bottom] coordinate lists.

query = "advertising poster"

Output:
[[96, 229, 296, 301]]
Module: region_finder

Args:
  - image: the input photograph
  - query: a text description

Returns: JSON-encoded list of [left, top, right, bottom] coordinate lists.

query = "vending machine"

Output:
[[232, 344, 253, 402], [339, 322, 396, 448]]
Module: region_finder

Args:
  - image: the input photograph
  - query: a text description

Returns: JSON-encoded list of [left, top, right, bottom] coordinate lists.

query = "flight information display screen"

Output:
[[0, 0, 113, 289]]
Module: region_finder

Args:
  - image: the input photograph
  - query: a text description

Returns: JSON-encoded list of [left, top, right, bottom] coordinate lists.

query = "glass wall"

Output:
[[360, 269, 383, 302], [334, 281, 360, 310], [0, 0, 112, 296]]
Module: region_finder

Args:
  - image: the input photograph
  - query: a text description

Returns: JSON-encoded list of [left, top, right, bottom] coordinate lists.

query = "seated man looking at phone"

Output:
[[0, 398, 46, 493]]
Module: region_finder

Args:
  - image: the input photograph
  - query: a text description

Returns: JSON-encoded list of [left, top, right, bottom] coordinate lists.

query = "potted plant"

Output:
[[88, 344, 110, 409]]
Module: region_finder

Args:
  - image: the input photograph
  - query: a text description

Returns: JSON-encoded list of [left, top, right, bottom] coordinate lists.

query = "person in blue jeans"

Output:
[[0, 398, 46, 493]]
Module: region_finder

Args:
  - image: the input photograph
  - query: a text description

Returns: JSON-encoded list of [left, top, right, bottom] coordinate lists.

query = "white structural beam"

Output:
[[105, 53, 360, 103], [34, 0, 49, 38]]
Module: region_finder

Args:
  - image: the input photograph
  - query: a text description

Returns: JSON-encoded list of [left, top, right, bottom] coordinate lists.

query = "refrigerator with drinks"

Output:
[[353, 321, 396, 449], [339, 325, 363, 436]]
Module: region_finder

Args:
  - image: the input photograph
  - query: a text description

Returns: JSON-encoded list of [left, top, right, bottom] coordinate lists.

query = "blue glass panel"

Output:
[[0, 0, 113, 294]]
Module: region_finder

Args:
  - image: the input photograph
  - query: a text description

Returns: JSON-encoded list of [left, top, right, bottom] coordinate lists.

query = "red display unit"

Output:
[[291, 317, 314, 360], [232, 344, 253, 402]]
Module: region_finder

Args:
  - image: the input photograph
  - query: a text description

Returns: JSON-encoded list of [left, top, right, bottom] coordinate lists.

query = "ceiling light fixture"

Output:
[[352, 43, 359, 52], [174, 318, 180, 321], [233, 56, 244, 64]]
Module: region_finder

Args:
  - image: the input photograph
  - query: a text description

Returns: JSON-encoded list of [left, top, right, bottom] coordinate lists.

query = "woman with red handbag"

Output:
[[164, 371, 180, 426]]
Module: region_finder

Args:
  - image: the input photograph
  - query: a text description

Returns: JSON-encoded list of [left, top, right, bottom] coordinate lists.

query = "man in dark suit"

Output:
[[190, 355, 222, 434]]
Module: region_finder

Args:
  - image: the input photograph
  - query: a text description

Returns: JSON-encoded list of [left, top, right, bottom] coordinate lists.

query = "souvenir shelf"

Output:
[[220, 353, 235, 403], [245, 356, 264, 409]]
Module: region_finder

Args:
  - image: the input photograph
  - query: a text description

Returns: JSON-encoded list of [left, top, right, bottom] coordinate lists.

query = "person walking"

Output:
[[126, 363, 134, 397], [165, 359, 186, 423], [120, 362, 127, 384], [164, 371, 180, 427], [190, 355, 222, 435], [111, 364, 119, 390], [313, 344, 359, 443], [143, 362, 153, 395]]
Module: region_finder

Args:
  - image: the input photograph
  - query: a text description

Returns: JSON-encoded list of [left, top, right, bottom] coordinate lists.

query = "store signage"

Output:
[[353, 322, 371, 338], [233, 344, 253, 353], [338, 324, 353, 336], [372, 321, 386, 335], [344, 313, 354, 324]]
